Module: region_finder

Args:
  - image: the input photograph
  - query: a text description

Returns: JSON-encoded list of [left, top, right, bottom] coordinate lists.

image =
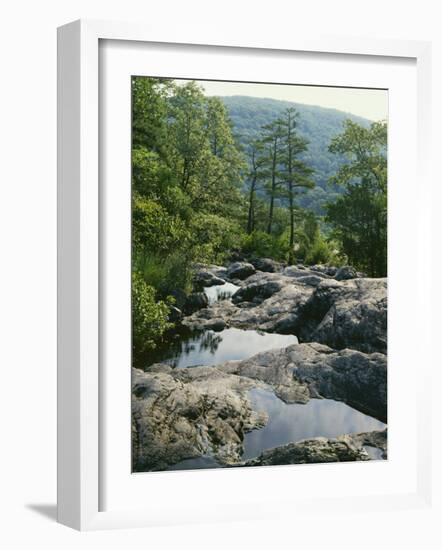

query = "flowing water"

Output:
[[204, 282, 240, 304]]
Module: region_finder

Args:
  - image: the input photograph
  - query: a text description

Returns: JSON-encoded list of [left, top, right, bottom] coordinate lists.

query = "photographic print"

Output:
[[131, 77, 387, 472]]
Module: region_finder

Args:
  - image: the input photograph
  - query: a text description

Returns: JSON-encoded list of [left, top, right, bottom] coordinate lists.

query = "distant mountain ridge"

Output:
[[219, 95, 371, 214]]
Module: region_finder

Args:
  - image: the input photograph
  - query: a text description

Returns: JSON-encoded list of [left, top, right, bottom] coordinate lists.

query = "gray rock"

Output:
[[132, 366, 266, 471], [242, 434, 371, 466], [218, 342, 387, 421], [335, 265, 358, 281], [350, 429, 388, 459], [289, 343, 387, 421], [250, 257, 283, 273], [283, 265, 330, 279], [192, 268, 226, 290], [184, 272, 315, 333], [183, 292, 209, 315], [232, 274, 284, 304], [183, 266, 387, 353], [168, 306, 183, 324], [204, 318, 226, 331], [184, 268, 387, 356], [241, 429, 387, 467], [294, 274, 324, 287], [296, 278, 387, 353], [226, 262, 256, 280], [310, 264, 338, 277]]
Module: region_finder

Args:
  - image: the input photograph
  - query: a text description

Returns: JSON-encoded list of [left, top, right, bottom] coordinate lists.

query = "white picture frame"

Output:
[[57, 19, 432, 531]]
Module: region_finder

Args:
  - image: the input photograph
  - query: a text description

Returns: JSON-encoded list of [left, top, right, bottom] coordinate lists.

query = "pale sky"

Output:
[[180, 79, 388, 122]]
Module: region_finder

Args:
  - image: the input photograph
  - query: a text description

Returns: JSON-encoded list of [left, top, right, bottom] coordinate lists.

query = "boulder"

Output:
[[335, 265, 358, 281], [242, 435, 371, 466], [183, 292, 209, 315], [226, 262, 256, 280], [250, 257, 282, 273], [240, 428, 387, 467], [192, 268, 226, 290], [204, 318, 226, 331], [350, 429, 388, 459], [231, 273, 284, 304], [183, 273, 315, 333], [132, 366, 266, 471], [289, 343, 387, 421], [184, 268, 386, 356], [295, 278, 387, 353], [218, 342, 387, 421], [168, 305, 183, 324], [294, 274, 324, 287], [310, 264, 338, 277], [283, 265, 329, 279]]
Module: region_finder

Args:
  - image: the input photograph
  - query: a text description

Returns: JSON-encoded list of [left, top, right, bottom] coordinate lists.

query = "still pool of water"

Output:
[[204, 282, 239, 304], [242, 388, 386, 460], [147, 328, 298, 369]]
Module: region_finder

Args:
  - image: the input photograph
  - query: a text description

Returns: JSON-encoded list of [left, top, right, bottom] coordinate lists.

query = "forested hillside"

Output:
[[221, 96, 370, 214]]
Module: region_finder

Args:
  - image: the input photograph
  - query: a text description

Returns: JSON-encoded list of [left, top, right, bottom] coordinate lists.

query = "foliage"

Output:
[[132, 272, 173, 354], [132, 195, 189, 257], [138, 252, 194, 300], [242, 230, 288, 261], [326, 120, 387, 276], [189, 213, 245, 264], [327, 181, 387, 276]]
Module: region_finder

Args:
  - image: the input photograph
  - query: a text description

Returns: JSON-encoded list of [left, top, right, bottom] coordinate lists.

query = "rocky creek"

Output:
[[132, 260, 388, 472]]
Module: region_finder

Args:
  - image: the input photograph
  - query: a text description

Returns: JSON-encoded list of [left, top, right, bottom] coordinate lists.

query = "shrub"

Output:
[[189, 213, 245, 264], [132, 272, 173, 355], [140, 251, 193, 299], [132, 196, 189, 257], [241, 230, 289, 261], [305, 238, 332, 264]]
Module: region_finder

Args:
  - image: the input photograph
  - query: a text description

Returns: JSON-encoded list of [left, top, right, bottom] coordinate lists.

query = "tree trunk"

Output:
[[267, 140, 278, 234], [288, 183, 295, 264], [247, 176, 257, 234], [287, 112, 295, 264]]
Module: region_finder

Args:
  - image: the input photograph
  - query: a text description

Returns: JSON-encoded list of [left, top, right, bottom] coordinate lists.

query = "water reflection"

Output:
[[144, 328, 298, 369], [204, 282, 240, 304], [243, 388, 386, 460]]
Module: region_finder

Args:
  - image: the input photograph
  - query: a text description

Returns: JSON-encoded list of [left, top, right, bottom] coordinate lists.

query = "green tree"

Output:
[[245, 141, 265, 234], [326, 120, 387, 276], [132, 77, 171, 152], [277, 108, 315, 263], [259, 120, 284, 234], [167, 83, 245, 218], [132, 272, 173, 356]]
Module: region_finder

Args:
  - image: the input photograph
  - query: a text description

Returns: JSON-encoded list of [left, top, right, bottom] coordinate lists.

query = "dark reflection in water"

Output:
[[242, 389, 386, 460], [204, 282, 239, 304], [142, 327, 298, 370]]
